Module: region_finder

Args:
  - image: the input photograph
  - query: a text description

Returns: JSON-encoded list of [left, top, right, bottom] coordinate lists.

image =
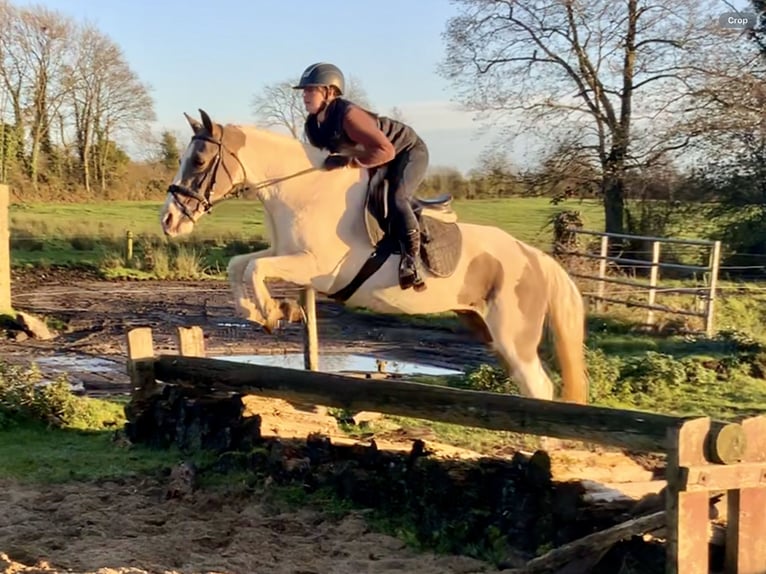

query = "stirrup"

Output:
[[399, 257, 427, 292]]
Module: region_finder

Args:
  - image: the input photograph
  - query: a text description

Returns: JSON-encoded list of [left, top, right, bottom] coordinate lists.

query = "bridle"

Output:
[[167, 128, 319, 222]]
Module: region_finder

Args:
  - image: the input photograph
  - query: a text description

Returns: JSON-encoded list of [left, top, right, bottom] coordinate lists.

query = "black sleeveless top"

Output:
[[304, 98, 419, 156]]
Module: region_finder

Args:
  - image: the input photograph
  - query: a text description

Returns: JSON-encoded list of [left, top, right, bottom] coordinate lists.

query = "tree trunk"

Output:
[[603, 174, 625, 236], [602, 146, 627, 237]]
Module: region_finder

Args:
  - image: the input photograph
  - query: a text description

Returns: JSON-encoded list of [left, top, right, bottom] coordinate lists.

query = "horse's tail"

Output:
[[541, 253, 589, 404]]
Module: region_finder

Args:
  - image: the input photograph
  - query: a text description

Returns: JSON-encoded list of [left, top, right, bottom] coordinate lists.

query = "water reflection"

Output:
[[218, 353, 462, 376]]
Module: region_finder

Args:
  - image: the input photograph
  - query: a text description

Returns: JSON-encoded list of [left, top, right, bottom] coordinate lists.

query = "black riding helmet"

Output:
[[293, 62, 345, 95]]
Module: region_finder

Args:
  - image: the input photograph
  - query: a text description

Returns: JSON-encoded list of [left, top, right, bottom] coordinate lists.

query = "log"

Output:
[[152, 355, 743, 457], [499, 511, 666, 573]]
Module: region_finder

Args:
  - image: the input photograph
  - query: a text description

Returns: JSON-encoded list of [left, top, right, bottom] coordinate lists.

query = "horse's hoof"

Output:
[[261, 307, 283, 334], [237, 311, 265, 326], [279, 299, 304, 323]]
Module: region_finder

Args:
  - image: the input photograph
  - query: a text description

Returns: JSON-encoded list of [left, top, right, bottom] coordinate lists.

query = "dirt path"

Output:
[[0, 477, 491, 574]]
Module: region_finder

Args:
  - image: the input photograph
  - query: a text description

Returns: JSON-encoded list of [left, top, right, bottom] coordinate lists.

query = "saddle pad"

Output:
[[420, 215, 462, 278]]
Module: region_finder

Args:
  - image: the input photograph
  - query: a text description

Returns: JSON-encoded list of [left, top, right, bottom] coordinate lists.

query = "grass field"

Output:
[[9, 197, 605, 269], [9, 196, 606, 244]]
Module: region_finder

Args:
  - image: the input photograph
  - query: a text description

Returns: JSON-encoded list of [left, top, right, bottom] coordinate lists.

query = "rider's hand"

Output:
[[323, 154, 353, 170]]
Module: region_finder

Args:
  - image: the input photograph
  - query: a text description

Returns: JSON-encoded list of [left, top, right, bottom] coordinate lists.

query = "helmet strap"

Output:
[[316, 87, 334, 115]]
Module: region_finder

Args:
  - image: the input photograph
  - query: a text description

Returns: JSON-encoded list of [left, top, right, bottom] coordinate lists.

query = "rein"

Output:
[[167, 129, 320, 221]]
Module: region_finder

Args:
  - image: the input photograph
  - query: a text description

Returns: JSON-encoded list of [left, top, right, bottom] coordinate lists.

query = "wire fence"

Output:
[[556, 228, 725, 336]]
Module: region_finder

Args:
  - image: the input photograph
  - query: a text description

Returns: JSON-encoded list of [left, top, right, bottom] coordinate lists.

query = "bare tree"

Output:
[[250, 79, 305, 138], [528, 138, 602, 201], [66, 24, 155, 193], [0, 2, 28, 176], [12, 5, 74, 186], [439, 0, 733, 235], [251, 74, 373, 141]]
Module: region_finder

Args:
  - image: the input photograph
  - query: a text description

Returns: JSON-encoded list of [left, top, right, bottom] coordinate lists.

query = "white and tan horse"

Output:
[[160, 109, 589, 404]]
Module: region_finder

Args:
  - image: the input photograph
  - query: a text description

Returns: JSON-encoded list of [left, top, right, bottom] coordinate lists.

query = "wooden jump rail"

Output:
[[126, 325, 766, 574]]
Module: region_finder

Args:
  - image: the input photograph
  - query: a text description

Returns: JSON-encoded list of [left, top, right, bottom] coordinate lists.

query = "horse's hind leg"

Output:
[[483, 299, 554, 401], [481, 300, 564, 452]]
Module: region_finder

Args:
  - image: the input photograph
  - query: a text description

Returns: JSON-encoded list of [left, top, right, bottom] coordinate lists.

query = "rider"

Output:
[[293, 62, 429, 291]]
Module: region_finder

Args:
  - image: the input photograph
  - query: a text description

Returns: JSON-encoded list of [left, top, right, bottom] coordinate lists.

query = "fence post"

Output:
[[665, 417, 711, 574], [301, 287, 319, 371], [705, 241, 721, 337], [0, 184, 10, 313], [646, 241, 661, 326], [596, 235, 609, 312], [176, 325, 205, 357], [125, 230, 133, 266]]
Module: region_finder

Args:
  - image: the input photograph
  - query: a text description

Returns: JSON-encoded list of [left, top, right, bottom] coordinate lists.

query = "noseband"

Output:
[[167, 128, 320, 222], [167, 129, 249, 222]]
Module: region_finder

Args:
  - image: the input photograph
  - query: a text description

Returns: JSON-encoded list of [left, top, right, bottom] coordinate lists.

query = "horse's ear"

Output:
[[184, 112, 203, 134], [199, 109, 214, 134]]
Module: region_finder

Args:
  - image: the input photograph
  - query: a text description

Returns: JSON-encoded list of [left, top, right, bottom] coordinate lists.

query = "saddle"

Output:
[[327, 168, 463, 302]]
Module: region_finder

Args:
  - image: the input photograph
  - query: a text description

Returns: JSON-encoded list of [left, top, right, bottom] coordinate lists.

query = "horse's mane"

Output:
[[230, 123, 325, 165], [223, 121, 369, 195]]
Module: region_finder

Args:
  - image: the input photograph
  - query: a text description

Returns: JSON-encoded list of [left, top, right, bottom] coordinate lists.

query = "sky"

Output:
[[10, 0, 524, 174]]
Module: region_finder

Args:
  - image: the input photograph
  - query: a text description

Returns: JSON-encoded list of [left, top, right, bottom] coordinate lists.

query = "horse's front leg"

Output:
[[227, 248, 274, 323], [244, 252, 320, 333]]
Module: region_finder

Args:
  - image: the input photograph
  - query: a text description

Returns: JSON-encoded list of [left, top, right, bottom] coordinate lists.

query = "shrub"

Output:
[[0, 361, 124, 430]]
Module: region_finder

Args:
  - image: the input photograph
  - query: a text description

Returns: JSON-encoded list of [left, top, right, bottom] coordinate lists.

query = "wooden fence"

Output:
[[560, 228, 721, 336], [127, 324, 766, 574], [0, 184, 10, 312]]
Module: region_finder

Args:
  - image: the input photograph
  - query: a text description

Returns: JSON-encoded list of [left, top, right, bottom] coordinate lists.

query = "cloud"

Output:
[[394, 100, 491, 132], [390, 100, 549, 173]]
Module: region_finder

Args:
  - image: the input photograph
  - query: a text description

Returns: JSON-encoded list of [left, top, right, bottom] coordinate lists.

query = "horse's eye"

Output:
[[193, 157, 205, 167]]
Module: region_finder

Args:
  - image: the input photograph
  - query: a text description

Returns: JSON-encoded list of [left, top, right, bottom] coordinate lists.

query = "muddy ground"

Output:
[[2, 266, 497, 391], [0, 268, 664, 574]]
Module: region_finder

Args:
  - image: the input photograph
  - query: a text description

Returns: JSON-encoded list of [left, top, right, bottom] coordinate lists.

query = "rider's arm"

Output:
[[343, 106, 395, 168]]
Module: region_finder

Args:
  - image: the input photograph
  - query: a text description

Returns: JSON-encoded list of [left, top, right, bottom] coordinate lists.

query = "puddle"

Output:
[[27, 351, 462, 380], [217, 353, 463, 376], [33, 355, 122, 374]]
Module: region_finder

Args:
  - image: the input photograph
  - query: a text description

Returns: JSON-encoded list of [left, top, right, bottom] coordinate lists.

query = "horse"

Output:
[[159, 109, 589, 404]]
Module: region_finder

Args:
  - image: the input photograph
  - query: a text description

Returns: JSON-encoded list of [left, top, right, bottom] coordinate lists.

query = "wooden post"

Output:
[[725, 416, 766, 574], [125, 230, 133, 266], [596, 235, 608, 312], [646, 240, 661, 326], [664, 414, 766, 574], [665, 417, 714, 574], [126, 327, 156, 403], [0, 184, 10, 313], [176, 325, 205, 357], [301, 287, 318, 371], [705, 240, 721, 337]]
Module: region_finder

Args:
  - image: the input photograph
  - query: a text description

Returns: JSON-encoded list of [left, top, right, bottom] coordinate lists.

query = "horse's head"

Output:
[[161, 109, 248, 237]]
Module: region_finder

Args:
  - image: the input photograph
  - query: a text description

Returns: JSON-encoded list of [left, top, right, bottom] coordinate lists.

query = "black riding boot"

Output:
[[399, 228, 426, 291]]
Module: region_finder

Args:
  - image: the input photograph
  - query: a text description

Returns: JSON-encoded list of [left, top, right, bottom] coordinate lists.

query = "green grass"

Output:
[[8, 198, 604, 272], [9, 200, 268, 241], [0, 361, 213, 484], [453, 197, 603, 244], [0, 420, 214, 484], [9, 197, 603, 244]]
